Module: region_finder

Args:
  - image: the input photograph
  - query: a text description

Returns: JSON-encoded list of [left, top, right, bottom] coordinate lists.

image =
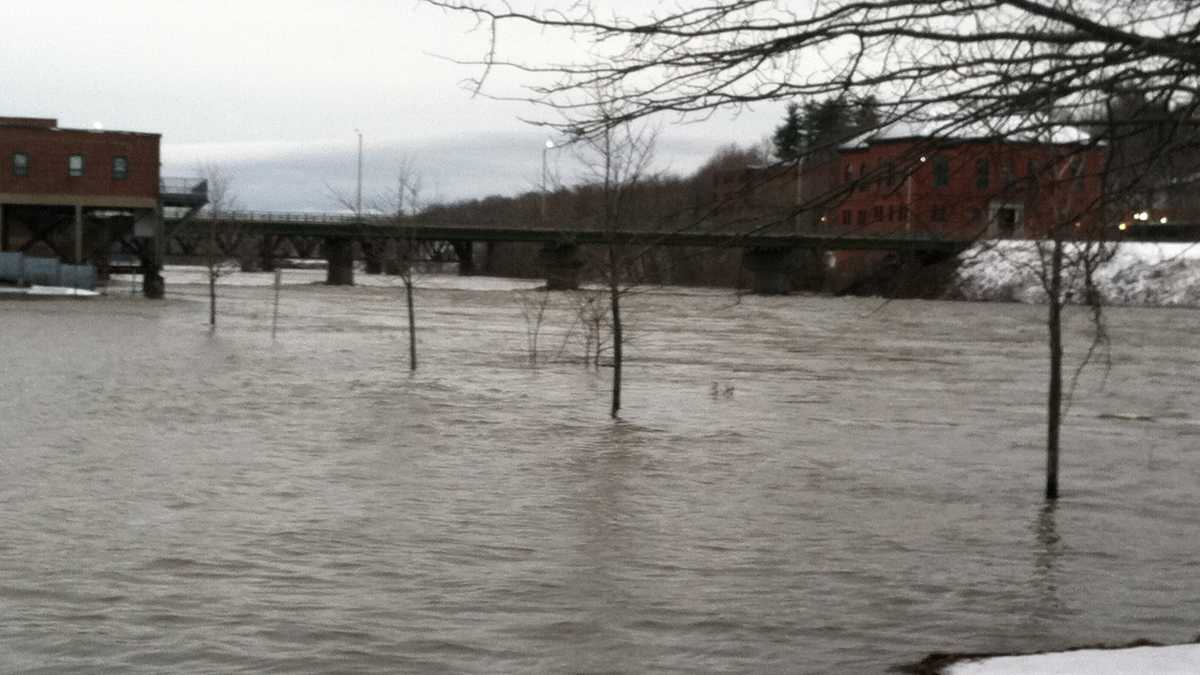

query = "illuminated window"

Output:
[[12, 152, 28, 177], [112, 156, 129, 180], [68, 154, 84, 177]]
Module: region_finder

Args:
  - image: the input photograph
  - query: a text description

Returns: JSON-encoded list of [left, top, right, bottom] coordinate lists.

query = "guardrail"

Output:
[[197, 210, 367, 224], [160, 177, 208, 195]]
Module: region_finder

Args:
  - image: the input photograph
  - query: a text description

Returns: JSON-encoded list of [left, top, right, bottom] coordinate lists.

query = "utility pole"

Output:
[[541, 139, 554, 220], [355, 129, 363, 218]]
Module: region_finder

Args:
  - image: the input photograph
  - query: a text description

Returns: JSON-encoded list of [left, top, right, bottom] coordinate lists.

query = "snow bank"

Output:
[[946, 643, 1200, 675], [955, 241, 1200, 306], [0, 285, 98, 298], [26, 285, 99, 297]]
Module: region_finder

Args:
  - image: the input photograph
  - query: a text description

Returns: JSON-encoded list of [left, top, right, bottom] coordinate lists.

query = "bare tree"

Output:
[[573, 289, 610, 368], [571, 104, 660, 418], [517, 286, 553, 366], [390, 157, 424, 372], [427, 0, 1200, 494], [199, 162, 239, 332], [332, 156, 427, 371]]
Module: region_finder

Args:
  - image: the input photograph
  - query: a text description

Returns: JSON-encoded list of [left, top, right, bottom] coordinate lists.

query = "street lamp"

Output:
[[541, 139, 555, 220], [355, 129, 363, 218]]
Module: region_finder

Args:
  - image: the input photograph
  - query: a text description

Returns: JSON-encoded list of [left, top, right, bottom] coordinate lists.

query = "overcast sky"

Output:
[[3, 1, 780, 211]]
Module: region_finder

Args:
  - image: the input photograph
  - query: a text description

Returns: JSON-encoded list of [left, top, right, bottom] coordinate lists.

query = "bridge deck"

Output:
[[170, 211, 973, 252], [169, 210, 1200, 250]]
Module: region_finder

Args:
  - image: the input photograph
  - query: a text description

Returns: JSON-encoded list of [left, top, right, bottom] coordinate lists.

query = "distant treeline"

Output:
[[418, 143, 772, 289]]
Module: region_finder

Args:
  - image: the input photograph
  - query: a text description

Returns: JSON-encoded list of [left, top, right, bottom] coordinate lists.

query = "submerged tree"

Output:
[[427, 0, 1200, 495], [198, 162, 239, 333], [330, 156, 425, 371]]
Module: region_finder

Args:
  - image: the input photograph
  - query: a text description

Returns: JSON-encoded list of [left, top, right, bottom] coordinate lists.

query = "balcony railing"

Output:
[[160, 177, 209, 208]]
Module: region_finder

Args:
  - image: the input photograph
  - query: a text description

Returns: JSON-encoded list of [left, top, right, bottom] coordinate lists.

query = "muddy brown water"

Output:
[[2, 271, 1198, 673]]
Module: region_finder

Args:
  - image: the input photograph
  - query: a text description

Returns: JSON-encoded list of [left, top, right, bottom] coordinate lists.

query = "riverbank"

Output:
[[952, 241, 1200, 307], [0, 284, 99, 298], [899, 640, 1200, 674]]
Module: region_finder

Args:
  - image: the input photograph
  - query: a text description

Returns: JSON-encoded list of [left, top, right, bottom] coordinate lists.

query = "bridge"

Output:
[[161, 210, 1198, 294], [165, 210, 973, 294]]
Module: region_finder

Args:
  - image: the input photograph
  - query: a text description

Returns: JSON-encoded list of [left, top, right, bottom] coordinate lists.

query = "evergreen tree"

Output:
[[772, 102, 803, 161]]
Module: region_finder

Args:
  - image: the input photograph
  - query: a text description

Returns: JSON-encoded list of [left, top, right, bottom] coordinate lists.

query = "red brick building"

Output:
[[0, 116, 160, 213], [0, 116, 206, 295], [834, 123, 1106, 239], [715, 122, 1107, 239]]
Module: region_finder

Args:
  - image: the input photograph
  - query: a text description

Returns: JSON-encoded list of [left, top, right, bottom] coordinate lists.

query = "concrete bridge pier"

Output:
[[744, 246, 796, 295], [452, 241, 475, 276], [540, 242, 583, 290], [324, 237, 355, 286], [259, 235, 280, 272], [361, 239, 385, 275]]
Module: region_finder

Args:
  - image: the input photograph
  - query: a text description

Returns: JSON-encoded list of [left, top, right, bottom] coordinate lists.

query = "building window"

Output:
[[112, 156, 129, 180], [932, 156, 950, 187], [842, 210, 851, 226], [931, 205, 947, 222], [899, 204, 909, 221], [1070, 158, 1085, 191], [975, 158, 990, 190], [886, 162, 896, 187], [844, 165, 854, 184], [857, 209, 866, 226], [888, 204, 895, 221], [68, 154, 84, 177], [1002, 159, 1016, 185], [859, 162, 869, 191], [873, 205, 883, 222], [12, 152, 29, 177]]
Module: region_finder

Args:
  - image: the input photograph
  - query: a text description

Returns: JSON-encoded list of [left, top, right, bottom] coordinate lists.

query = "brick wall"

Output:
[[0, 118, 160, 202]]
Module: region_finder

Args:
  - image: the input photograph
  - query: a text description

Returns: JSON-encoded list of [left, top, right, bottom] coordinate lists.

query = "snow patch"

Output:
[[947, 643, 1200, 675], [955, 241, 1200, 307]]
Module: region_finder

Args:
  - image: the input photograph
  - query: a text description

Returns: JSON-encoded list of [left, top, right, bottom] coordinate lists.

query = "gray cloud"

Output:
[[163, 131, 736, 211]]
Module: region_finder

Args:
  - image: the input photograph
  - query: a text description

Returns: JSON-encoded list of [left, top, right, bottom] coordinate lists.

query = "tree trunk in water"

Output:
[[208, 269, 217, 331], [1046, 236, 1063, 500], [406, 275, 417, 371], [609, 247, 622, 418], [208, 221, 217, 332]]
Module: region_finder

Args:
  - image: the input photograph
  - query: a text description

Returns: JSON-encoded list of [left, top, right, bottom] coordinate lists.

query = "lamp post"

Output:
[[541, 138, 555, 220], [355, 129, 363, 218]]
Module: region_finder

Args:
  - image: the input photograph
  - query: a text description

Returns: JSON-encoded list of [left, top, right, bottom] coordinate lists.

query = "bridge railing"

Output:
[[160, 177, 208, 195]]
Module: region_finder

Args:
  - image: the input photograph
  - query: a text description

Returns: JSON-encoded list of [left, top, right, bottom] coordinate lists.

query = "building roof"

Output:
[[841, 117, 1093, 150], [0, 116, 159, 138]]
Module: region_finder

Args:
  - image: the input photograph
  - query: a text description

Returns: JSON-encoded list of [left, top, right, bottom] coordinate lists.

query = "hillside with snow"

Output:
[[954, 241, 1200, 307]]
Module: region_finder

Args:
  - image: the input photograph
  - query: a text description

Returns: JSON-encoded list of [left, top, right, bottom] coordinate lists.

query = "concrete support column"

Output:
[[476, 241, 493, 276], [143, 204, 165, 299], [74, 204, 83, 264], [744, 246, 796, 295], [325, 237, 355, 286], [362, 239, 384, 275], [540, 241, 582, 290], [452, 240, 475, 276], [260, 235, 278, 272]]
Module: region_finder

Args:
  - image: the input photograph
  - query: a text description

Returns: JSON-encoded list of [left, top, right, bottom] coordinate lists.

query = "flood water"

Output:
[[2, 269, 1199, 673]]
